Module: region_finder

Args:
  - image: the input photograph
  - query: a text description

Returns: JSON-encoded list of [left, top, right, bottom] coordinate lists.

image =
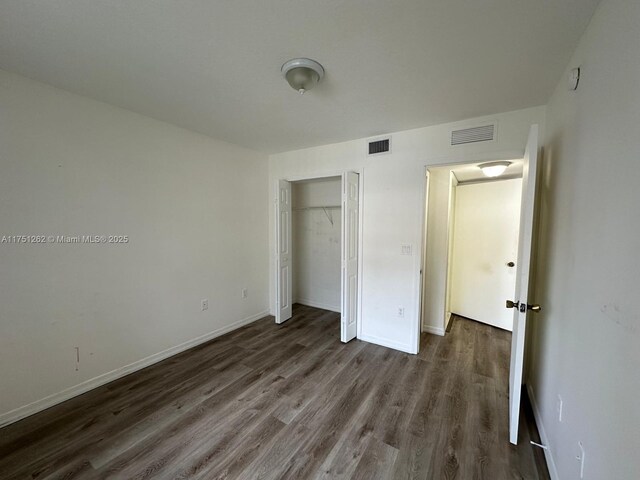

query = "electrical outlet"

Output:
[[242, 288, 248, 299], [201, 299, 209, 311], [576, 441, 585, 478], [398, 307, 405, 317], [557, 394, 563, 422]]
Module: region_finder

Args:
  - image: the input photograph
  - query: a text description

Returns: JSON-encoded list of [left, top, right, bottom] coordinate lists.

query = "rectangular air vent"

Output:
[[368, 137, 391, 155], [451, 124, 495, 146]]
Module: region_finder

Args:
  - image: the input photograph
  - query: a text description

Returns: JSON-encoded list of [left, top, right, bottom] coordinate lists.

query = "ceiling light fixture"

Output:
[[479, 161, 512, 178], [281, 58, 324, 95]]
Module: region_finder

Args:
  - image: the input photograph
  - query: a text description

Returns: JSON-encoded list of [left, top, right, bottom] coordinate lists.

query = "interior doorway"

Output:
[[419, 122, 541, 445], [275, 172, 360, 343], [421, 161, 523, 334]]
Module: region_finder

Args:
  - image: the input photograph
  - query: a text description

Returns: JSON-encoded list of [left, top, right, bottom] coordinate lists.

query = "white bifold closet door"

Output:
[[275, 179, 292, 324], [341, 172, 359, 343]]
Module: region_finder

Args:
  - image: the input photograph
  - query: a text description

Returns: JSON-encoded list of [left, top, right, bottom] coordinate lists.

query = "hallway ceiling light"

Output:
[[281, 58, 324, 95], [479, 161, 512, 178]]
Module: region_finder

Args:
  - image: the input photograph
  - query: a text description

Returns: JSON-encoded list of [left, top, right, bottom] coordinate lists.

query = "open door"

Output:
[[341, 172, 359, 342], [508, 125, 541, 444], [275, 179, 292, 324]]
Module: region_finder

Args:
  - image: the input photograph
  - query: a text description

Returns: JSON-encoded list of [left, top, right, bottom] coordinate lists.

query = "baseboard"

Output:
[[422, 325, 445, 336], [358, 333, 412, 354], [526, 384, 560, 480], [295, 298, 340, 313], [0, 310, 270, 428]]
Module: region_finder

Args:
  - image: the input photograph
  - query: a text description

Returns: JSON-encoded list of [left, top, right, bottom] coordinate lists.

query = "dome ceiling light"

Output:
[[281, 58, 324, 95], [478, 161, 512, 178]]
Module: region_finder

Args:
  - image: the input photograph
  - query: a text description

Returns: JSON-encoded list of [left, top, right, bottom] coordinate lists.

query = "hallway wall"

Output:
[[529, 0, 640, 478]]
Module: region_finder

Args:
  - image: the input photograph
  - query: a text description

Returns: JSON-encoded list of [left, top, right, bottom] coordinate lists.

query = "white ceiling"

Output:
[[0, 1, 600, 153]]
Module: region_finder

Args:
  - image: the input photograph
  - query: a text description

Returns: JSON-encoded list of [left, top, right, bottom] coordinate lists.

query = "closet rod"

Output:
[[292, 205, 341, 211]]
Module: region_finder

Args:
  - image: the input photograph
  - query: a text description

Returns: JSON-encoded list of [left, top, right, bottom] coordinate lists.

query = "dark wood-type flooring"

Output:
[[0, 305, 549, 479]]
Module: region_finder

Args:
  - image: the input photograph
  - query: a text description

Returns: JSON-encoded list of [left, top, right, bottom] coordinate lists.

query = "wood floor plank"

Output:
[[0, 306, 548, 480], [235, 421, 312, 480], [191, 415, 286, 480], [390, 428, 440, 480], [314, 424, 374, 480], [351, 437, 398, 480]]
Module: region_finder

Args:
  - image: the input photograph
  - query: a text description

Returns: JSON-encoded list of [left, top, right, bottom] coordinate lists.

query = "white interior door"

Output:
[[341, 172, 359, 342], [509, 125, 540, 444], [450, 178, 521, 331], [276, 179, 292, 324]]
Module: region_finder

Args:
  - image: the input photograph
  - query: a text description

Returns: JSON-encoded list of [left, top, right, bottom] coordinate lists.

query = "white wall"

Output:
[[269, 106, 545, 353], [527, 0, 640, 478], [0, 70, 269, 425], [450, 178, 521, 331], [292, 178, 342, 312]]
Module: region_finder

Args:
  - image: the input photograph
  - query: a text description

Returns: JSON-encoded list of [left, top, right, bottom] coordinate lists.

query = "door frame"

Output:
[[416, 150, 524, 354], [274, 168, 365, 340], [443, 170, 459, 332]]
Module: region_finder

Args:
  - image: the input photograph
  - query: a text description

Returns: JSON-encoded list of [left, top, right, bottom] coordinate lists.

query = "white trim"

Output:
[[0, 310, 269, 428], [295, 299, 340, 313], [442, 172, 459, 332], [358, 333, 412, 354], [356, 169, 365, 342], [282, 170, 346, 183], [422, 325, 446, 336], [527, 384, 560, 480], [415, 168, 430, 354]]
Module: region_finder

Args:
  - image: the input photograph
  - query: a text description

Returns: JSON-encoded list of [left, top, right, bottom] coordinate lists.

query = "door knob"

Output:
[[507, 261, 515, 267], [507, 300, 542, 313]]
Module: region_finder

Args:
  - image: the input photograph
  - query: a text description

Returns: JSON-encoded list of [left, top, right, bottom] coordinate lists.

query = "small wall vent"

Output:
[[368, 137, 391, 155], [451, 124, 495, 146]]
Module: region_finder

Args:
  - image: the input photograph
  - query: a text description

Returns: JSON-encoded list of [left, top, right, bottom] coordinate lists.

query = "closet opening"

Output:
[[292, 177, 342, 314], [275, 172, 360, 343]]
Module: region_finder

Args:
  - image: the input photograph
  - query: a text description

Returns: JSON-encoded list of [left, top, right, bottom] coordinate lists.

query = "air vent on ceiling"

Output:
[[451, 124, 495, 146], [368, 137, 391, 155]]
